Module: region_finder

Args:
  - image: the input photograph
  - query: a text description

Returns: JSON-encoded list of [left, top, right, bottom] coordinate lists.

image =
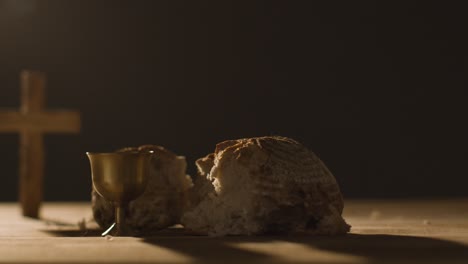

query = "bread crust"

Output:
[[182, 136, 350, 236]]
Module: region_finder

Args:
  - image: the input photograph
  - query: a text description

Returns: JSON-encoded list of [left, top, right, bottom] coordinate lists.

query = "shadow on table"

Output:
[[143, 232, 468, 264], [42, 228, 103, 236], [40, 222, 468, 263], [287, 234, 468, 263], [143, 234, 274, 263], [40, 217, 103, 237]]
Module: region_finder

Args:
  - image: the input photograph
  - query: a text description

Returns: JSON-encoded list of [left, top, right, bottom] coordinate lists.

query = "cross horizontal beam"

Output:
[[0, 111, 81, 133]]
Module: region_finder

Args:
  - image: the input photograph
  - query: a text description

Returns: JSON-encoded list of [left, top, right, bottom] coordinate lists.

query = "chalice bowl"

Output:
[[86, 151, 153, 236]]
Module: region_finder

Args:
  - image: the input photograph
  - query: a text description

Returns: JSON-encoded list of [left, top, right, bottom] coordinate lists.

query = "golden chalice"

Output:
[[86, 151, 153, 236]]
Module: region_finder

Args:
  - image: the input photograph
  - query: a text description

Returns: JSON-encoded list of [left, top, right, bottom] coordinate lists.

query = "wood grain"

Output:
[[0, 200, 467, 264]]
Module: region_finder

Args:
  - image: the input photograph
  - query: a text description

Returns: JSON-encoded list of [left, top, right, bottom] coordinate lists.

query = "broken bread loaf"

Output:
[[182, 136, 350, 236], [91, 145, 193, 235]]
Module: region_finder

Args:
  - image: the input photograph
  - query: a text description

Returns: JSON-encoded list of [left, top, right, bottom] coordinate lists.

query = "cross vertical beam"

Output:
[[19, 71, 46, 218]]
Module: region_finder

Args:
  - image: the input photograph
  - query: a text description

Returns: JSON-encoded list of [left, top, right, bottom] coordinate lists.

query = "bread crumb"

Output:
[[77, 218, 86, 231], [369, 210, 381, 220], [422, 219, 431, 225]]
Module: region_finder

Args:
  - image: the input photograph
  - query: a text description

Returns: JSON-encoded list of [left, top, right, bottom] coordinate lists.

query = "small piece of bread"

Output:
[[91, 145, 193, 235], [182, 136, 350, 236]]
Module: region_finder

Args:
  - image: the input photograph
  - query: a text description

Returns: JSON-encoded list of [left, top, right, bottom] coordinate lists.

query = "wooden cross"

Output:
[[0, 70, 81, 218]]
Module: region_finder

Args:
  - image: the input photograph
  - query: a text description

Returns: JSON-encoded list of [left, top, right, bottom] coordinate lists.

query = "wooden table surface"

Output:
[[0, 199, 467, 264]]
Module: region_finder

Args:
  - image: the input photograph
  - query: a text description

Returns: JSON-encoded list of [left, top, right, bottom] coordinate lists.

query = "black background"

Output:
[[0, 1, 466, 201]]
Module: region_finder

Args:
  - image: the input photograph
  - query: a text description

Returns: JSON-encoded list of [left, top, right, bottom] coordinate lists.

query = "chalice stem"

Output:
[[115, 204, 126, 236]]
